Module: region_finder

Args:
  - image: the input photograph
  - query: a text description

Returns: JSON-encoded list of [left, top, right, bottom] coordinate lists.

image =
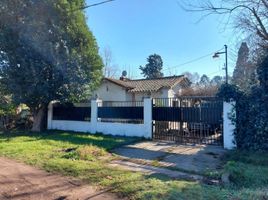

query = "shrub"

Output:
[[217, 84, 243, 102], [0, 96, 17, 130], [217, 55, 268, 151]]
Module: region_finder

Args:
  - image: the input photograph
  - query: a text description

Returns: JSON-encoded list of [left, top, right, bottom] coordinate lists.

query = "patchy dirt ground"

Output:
[[0, 157, 120, 200]]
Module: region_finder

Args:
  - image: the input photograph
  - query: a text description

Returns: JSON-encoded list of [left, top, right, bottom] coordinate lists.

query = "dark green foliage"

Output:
[[0, 84, 16, 129], [257, 52, 268, 94], [0, 0, 103, 130], [217, 84, 243, 102], [0, 95, 16, 130], [139, 54, 164, 79], [217, 51, 268, 151], [0, 96, 16, 117]]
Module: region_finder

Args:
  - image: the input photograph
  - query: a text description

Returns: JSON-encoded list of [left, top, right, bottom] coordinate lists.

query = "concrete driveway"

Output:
[[112, 141, 226, 174]]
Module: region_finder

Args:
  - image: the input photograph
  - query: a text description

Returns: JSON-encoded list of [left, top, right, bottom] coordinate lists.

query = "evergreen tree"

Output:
[[0, 0, 103, 131], [233, 42, 255, 92], [139, 54, 163, 79]]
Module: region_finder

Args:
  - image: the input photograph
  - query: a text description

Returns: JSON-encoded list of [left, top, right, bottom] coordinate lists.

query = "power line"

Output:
[[125, 47, 225, 79], [162, 47, 224, 72], [206, 70, 223, 77], [80, 0, 116, 10]]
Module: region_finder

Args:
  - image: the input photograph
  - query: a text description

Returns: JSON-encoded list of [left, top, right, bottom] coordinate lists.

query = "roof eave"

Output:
[[128, 89, 160, 93], [104, 78, 135, 89]]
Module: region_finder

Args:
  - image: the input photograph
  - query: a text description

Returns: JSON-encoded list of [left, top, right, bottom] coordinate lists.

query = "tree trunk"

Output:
[[31, 106, 47, 132]]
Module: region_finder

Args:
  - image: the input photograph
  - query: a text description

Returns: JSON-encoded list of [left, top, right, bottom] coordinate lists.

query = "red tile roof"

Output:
[[105, 75, 189, 93]]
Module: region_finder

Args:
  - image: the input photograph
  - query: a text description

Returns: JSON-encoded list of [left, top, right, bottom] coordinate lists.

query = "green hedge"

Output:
[[217, 51, 268, 151]]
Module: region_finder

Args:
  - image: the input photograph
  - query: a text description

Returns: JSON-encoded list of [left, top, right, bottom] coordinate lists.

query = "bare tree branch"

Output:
[[180, 0, 268, 49]]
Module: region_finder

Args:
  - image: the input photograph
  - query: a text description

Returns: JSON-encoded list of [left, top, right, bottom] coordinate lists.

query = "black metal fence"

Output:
[[53, 103, 91, 121], [97, 101, 144, 124], [152, 97, 223, 145]]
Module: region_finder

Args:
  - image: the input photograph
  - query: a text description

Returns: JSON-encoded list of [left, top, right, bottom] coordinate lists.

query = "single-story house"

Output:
[[92, 75, 191, 101]]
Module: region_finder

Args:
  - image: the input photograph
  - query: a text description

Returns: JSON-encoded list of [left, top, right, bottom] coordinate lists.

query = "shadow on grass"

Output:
[[0, 130, 142, 150]]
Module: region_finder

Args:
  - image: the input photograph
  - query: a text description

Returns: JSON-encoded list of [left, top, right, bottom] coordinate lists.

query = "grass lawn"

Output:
[[0, 130, 268, 200]]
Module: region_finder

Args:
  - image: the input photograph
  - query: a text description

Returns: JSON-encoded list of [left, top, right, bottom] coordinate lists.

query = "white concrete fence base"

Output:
[[48, 99, 236, 149], [48, 98, 152, 139]]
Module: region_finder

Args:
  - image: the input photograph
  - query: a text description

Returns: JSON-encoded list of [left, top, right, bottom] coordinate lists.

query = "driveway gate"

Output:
[[152, 97, 223, 145]]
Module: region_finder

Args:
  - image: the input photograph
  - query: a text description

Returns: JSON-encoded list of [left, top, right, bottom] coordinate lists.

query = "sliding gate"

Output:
[[152, 97, 223, 145]]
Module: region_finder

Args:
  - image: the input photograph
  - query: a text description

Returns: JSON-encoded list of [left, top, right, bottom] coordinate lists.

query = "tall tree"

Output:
[[257, 51, 268, 94], [0, 0, 103, 131], [139, 54, 164, 79], [101, 46, 119, 78], [182, 71, 200, 84], [211, 75, 223, 86], [254, 50, 268, 149], [181, 74, 223, 96], [199, 74, 210, 87], [233, 42, 255, 91]]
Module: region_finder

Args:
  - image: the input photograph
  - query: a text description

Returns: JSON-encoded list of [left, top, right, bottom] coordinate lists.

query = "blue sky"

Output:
[[85, 0, 241, 79]]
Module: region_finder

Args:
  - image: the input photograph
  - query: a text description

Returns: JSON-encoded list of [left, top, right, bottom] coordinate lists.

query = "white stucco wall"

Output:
[[92, 81, 127, 101], [171, 83, 182, 96], [95, 122, 146, 137], [50, 120, 92, 133], [128, 89, 174, 101], [93, 80, 184, 101], [130, 92, 154, 101], [48, 99, 235, 147], [47, 99, 153, 139]]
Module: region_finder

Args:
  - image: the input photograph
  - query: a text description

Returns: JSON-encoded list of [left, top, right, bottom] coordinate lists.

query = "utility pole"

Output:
[[224, 45, 228, 84], [213, 44, 228, 84]]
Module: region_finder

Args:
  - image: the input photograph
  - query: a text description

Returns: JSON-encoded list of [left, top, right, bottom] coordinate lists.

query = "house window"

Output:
[[106, 86, 109, 92]]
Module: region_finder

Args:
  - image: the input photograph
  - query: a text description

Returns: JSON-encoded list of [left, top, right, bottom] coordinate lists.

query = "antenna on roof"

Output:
[[120, 70, 128, 81], [122, 70, 127, 77]]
